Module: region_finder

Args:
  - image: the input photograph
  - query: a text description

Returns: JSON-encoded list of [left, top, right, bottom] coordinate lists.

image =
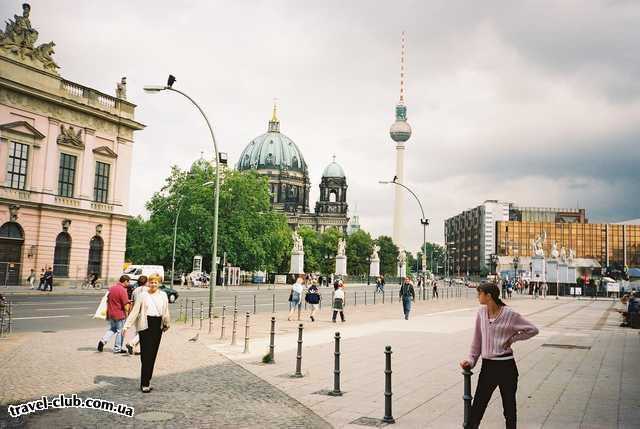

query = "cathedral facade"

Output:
[[236, 108, 349, 233]]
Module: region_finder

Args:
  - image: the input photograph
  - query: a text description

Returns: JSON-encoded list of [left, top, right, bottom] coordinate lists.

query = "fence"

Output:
[[0, 298, 12, 338]]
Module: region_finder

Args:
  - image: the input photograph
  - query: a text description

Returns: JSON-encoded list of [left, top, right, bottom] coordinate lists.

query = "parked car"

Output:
[[129, 280, 179, 303], [122, 265, 165, 283]]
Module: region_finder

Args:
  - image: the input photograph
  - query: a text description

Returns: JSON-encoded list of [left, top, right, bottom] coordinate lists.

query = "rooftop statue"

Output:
[[531, 231, 546, 257], [0, 4, 59, 73], [550, 241, 560, 259], [397, 250, 406, 265], [560, 246, 567, 262]]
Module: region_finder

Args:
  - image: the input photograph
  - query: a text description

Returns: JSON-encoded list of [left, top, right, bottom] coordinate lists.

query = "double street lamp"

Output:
[[144, 76, 221, 318], [379, 178, 429, 284]]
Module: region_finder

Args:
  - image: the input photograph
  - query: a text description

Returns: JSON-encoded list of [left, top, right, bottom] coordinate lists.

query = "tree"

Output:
[[405, 251, 416, 274], [319, 228, 343, 275], [375, 235, 399, 276], [126, 162, 291, 274], [346, 229, 373, 276], [298, 226, 321, 273]]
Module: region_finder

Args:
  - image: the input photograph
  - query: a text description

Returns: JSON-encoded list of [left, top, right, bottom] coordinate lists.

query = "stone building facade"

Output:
[[0, 4, 143, 285]]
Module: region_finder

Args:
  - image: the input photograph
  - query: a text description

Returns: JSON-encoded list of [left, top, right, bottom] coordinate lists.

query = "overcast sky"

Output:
[[7, 0, 640, 253]]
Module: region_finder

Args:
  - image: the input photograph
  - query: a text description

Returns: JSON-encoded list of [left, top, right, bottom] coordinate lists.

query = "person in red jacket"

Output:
[[97, 275, 131, 353]]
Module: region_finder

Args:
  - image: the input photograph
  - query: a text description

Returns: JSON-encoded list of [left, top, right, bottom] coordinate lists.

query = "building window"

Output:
[[6, 141, 28, 190], [53, 232, 71, 277], [58, 153, 77, 197], [87, 235, 103, 278], [94, 161, 110, 203]]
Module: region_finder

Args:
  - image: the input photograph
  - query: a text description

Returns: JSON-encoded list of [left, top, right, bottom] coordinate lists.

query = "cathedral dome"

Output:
[[322, 160, 345, 178], [236, 108, 307, 173]]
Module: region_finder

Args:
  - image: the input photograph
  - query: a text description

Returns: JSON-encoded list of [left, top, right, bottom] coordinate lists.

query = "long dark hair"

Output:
[[477, 282, 506, 307]]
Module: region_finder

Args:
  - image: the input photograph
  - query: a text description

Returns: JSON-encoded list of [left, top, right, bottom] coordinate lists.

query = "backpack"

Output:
[[306, 291, 320, 304]]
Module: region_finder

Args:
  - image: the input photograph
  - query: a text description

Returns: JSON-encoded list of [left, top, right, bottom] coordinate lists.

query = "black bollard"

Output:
[[383, 290, 385, 304], [253, 294, 257, 315], [382, 345, 395, 424], [272, 293, 276, 313], [354, 291, 357, 306], [208, 305, 213, 334], [178, 302, 183, 322], [219, 305, 227, 340], [463, 368, 473, 428], [329, 332, 342, 396], [293, 323, 304, 377], [268, 316, 276, 363], [199, 301, 203, 330], [191, 299, 195, 327]]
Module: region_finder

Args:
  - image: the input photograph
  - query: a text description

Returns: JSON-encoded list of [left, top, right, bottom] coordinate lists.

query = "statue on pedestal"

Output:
[[371, 244, 380, 260], [531, 231, 546, 257], [559, 246, 567, 262], [550, 241, 560, 259], [292, 230, 304, 253], [337, 238, 346, 257]]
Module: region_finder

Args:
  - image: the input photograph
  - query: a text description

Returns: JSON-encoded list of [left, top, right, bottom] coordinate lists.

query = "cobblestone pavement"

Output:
[[0, 323, 331, 428]]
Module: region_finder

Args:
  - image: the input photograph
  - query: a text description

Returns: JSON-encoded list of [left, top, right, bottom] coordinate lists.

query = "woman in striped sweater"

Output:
[[460, 282, 538, 429]]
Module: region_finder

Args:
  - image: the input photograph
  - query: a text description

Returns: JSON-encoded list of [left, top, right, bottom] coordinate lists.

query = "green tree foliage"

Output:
[[125, 162, 291, 273], [346, 229, 373, 276], [298, 226, 321, 273], [405, 251, 417, 274], [375, 235, 399, 276]]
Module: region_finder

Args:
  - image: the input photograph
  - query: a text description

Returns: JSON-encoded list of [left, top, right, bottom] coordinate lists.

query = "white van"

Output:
[[122, 265, 165, 283]]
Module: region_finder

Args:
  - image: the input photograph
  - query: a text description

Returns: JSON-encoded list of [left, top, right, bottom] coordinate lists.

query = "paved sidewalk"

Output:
[[208, 296, 640, 428]]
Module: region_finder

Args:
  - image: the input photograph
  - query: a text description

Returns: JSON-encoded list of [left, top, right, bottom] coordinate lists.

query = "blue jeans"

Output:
[[101, 318, 125, 352], [402, 296, 412, 319]]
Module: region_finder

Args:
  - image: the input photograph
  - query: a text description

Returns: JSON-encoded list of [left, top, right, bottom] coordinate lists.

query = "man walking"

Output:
[[98, 275, 131, 353], [44, 267, 54, 292], [27, 269, 36, 289], [399, 276, 415, 320], [432, 278, 439, 298]]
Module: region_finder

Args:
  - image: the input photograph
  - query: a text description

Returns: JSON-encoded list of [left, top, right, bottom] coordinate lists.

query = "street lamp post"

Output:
[[170, 196, 184, 287], [379, 179, 429, 286], [144, 77, 221, 318]]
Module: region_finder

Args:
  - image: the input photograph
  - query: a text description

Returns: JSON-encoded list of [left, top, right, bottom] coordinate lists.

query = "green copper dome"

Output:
[[237, 112, 308, 173], [322, 160, 345, 178]]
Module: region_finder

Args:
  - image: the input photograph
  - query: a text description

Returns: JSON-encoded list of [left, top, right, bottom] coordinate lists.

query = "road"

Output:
[[5, 283, 463, 333]]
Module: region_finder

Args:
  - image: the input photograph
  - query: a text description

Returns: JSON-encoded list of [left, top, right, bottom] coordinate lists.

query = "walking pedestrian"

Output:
[[97, 275, 131, 354], [375, 276, 383, 293], [44, 267, 53, 292], [432, 278, 439, 298], [460, 282, 539, 429], [287, 275, 304, 321], [123, 274, 170, 393], [305, 283, 321, 322], [125, 275, 148, 355], [379, 275, 385, 293], [27, 269, 36, 289], [332, 281, 346, 322], [399, 276, 415, 320], [37, 268, 45, 290]]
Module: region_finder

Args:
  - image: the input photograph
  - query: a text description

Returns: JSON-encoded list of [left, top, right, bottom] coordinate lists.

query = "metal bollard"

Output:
[[179, 302, 183, 322], [272, 293, 276, 313], [297, 302, 302, 321], [243, 312, 250, 353], [328, 332, 342, 396], [253, 294, 257, 314], [231, 307, 238, 345], [391, 290, 394, 304], [382, 345, 395, 424], [268, 316, 276, 363], [184, 299, 188, 324], [191, 299, 195, 327], [199, 301, 203, 330], [219, 305, 227, 340], [234, 295, 238, 311], [463, 368, 473, 428], [383, 290, 385, 304], [292, 323, 304, 377], [208, 306, 213, 334]]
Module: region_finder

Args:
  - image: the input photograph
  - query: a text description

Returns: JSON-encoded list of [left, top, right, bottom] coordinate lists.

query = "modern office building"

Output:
[[444, 200, 638, 275], [0, 4, 143, 285]]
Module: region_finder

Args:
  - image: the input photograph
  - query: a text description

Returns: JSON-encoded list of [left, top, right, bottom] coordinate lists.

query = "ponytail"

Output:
[[477, 282, 507, 307]]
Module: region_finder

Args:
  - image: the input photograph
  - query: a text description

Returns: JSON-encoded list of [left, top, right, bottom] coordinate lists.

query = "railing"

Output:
[[90, 202, 114, 212], [54, 196, 80, 207], [61, 79, 118, 111], [62, 80, 85, 98], [0, 187, 31, 201]]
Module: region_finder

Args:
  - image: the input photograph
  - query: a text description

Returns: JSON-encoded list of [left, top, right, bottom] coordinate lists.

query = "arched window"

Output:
[[291, 156, 299, 169], [53, 232, 71, 277], [0, 222, 24, 285], [87, 235, 103, 278], [329, 190, 337, 203]]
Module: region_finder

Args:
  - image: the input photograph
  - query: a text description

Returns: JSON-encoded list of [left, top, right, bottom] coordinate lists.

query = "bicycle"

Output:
[[80, 279, 103, 289]]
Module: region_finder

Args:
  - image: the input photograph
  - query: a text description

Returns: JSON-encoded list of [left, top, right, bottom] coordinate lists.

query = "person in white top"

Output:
[[124, 273, 170, 393], [288, 275, 304, 321], [125, 275, 149, 355], [332, 281, 346, 323]]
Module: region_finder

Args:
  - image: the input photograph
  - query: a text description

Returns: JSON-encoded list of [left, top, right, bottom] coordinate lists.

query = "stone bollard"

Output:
[[191, 299, 195, 327], [231, 307, 238, 345], [382, 345, 395, 424], [328, 332, 342, 396], [243, 312, 250, 354], [268, 316, 276, 363], [219, 305, 227, 340], [292, 323, 304, 378], [199, 301, 203, 330], [462, 368, 473, 428]]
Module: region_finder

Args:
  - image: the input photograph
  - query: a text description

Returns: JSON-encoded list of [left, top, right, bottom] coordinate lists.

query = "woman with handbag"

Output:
[[123, 273, 170, 393]]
